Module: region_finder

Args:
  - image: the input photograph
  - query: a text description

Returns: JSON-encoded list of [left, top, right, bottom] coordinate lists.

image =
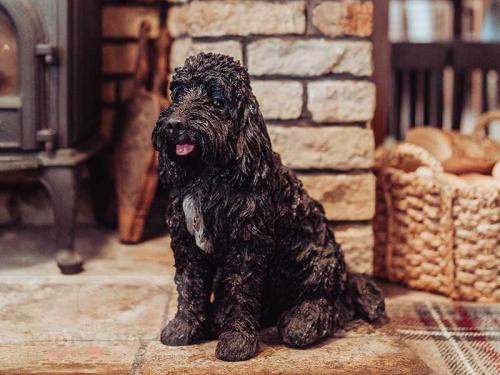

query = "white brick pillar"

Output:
[[166, 0, 376, 274]]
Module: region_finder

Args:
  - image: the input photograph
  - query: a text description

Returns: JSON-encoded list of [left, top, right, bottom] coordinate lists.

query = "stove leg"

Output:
[[40, 166, 84, 274]]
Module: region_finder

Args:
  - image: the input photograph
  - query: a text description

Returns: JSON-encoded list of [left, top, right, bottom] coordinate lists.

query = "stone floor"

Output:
[[0, 227, 452, 374]]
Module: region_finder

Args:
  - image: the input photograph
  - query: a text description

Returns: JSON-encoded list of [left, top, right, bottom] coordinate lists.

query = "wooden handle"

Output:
[[134, 21, 152, 89], [152, 27, 171, 95], [473, 110, 500, 136]]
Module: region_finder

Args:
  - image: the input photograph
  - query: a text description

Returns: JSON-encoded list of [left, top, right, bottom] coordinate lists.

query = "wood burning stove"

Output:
[[0, 0, 101, 273]]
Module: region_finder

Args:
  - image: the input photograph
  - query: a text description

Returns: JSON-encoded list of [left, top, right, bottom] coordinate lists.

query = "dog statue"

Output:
[[152, 53, 386, 362]]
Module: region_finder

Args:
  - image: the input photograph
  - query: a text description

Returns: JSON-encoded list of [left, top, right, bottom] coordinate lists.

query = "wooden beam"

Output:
[[372, 0, 391, 145]]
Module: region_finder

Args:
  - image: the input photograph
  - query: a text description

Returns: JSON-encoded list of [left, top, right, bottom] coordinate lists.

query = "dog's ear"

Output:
[[152, 109, 168, 151], [235, 93, 273, 187], [152, 122, 162, 151]]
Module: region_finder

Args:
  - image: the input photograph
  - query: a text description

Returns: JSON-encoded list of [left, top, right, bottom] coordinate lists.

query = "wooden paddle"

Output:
[[114, 22, 170, 243]]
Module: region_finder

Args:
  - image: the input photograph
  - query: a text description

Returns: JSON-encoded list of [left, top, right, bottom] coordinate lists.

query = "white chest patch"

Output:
[[182, 194, 212, 253]]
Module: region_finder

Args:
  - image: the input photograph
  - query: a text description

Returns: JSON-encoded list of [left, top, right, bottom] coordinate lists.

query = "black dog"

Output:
[[152, 53, 385, 362]]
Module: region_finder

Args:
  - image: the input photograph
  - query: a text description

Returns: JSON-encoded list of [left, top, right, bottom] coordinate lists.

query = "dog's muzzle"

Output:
[[155, 118, 198, 157]]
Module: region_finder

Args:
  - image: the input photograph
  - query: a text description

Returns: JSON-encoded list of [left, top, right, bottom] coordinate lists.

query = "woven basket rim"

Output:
[[376, 143, 444, 173], [378, 143, 500, 192]]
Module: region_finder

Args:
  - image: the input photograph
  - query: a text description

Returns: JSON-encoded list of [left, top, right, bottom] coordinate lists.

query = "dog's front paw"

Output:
[[160, 315, 205, 346], [215, 331, 258, 361], [278, 298, 332, 348]]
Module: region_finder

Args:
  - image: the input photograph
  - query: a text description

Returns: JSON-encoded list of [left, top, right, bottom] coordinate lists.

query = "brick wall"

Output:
[[2, 0, 377, 274], [165, 0, 376, 273], [100, 0, 166, 141]]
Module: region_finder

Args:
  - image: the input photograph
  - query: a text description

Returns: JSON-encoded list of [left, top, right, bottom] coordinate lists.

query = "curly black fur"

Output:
[[152, 53, 386, 362]]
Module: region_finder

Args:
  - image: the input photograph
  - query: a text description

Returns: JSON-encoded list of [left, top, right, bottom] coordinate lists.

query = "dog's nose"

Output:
[[165, 119, 184, 131]]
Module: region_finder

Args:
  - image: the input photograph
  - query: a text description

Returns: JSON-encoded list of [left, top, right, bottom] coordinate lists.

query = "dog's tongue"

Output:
[[176, 144, 195, 156]]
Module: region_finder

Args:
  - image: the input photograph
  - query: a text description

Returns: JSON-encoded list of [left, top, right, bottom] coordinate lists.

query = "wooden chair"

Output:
[[373, 0, 500, 144]]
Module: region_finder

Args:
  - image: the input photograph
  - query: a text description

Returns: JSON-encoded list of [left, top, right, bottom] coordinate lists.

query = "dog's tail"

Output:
[[341, 272, 386, 323]]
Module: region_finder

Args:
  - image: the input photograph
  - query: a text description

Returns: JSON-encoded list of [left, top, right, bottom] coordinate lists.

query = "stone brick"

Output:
[[268, 126, 374, 170], [168, 1, 306, 37], [312, 1, 374, 37], [101, 81, 116, 103], [248, 39, 372, 77], [170, 38, 243, 71], [307, 81, 376, 122], [102, 44, 138, 74], [299, 173, 375, 221], [252, 81, 303, 120], [102, 6, 160, 38], [334, 224, 374, 274], [167, 5, 190, 38]]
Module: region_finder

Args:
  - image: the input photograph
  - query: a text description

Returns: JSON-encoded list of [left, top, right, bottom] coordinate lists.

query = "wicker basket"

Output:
[[374, 143, 500, 302]]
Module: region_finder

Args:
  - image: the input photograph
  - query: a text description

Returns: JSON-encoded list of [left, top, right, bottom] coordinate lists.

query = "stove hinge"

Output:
[[36, 44, 58, 65], [35, 43, 58, 151]]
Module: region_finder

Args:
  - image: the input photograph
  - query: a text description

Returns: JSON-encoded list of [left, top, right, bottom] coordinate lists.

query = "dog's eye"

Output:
[[171, 87, 186, 102], [212, 98, 224, 109]]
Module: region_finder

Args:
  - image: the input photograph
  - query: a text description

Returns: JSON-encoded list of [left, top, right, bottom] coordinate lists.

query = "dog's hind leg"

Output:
[[342, 272, 386, 323], [278, 297, 333, 347], [278, 242, 346, 348]]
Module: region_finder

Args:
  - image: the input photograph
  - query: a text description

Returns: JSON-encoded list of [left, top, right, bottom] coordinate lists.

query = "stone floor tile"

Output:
[[0, 341, 140, 375], [0, 228, 174, 279], [0, 282, 174, 343], [141, 335, 432, 375], [0, 228, 454, 374]]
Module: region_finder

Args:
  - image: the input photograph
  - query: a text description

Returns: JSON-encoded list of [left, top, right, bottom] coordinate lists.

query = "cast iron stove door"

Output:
[[0, 0, 46, 150]]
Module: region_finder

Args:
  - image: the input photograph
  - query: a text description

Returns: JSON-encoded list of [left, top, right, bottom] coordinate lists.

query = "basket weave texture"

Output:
[[374, 143, 499, 302]]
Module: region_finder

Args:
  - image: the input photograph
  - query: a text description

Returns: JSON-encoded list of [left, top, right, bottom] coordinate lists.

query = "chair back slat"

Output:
[[391, 42, 500, 138]]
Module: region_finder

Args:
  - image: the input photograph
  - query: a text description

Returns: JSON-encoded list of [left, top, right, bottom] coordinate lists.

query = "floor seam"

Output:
[[129, 341, 150, 375]]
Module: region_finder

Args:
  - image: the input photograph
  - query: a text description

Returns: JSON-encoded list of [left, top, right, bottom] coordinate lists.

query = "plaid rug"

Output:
[[388, 301, 500, 375]]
